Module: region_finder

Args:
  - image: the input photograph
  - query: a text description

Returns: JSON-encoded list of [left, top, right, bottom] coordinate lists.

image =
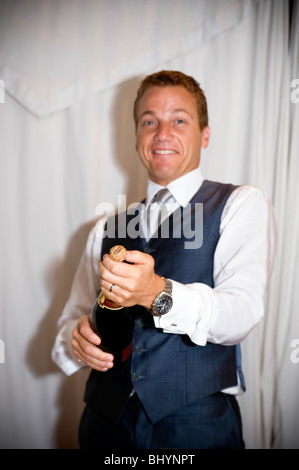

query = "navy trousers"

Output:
[[79, 391, 245, 449]]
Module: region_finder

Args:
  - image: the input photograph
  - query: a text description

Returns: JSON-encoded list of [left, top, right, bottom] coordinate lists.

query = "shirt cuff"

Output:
[[153, 280, 215, 346], [52, 346, 85, 376], [51, 319, 86, 376]]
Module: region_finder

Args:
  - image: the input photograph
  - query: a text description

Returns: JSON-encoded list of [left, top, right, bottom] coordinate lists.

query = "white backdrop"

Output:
[[0, 0, 298, 449]]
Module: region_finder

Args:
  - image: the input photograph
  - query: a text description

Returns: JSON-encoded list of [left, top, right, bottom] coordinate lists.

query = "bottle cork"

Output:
[[109, 245, 126, 262]]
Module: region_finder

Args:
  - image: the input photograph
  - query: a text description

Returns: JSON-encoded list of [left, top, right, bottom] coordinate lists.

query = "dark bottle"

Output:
[[90, 292, 134, 368]]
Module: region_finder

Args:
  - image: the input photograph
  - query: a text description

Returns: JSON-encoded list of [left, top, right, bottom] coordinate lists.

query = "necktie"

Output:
[[145, 188, 173, 239]]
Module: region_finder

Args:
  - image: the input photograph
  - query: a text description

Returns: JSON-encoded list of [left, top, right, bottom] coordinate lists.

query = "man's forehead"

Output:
[[138, 86, 197, 112]]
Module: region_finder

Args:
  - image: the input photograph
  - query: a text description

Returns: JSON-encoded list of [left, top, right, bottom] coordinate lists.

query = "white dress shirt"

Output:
[[52, 167, 277, 385]]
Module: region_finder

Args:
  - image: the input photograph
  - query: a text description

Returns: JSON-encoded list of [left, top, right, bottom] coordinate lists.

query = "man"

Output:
[[52, 70, 277, 449]]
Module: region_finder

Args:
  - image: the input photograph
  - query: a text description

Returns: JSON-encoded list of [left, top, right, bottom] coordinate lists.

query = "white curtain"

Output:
[[265, 0, 299, 449], [0, 0, 297, 449]]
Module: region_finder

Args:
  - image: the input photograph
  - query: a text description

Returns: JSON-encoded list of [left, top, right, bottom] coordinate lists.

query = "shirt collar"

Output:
[[146, 167, 204, 208]]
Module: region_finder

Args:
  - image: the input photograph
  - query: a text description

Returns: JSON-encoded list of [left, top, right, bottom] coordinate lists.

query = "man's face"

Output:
[[135, 86, 210, 186]]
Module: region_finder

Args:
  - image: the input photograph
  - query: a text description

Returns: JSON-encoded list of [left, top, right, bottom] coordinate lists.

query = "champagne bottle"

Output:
[[90, 245, 134, 368]]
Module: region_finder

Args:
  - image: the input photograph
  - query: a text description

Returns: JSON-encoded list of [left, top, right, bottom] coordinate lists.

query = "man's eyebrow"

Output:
[[172, 108, 192, 116], [140, 108, 193, 118], [139, 110, 155, 118]]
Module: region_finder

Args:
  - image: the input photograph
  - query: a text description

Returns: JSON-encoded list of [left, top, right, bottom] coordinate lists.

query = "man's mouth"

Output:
[[153, 149, 177, 155]]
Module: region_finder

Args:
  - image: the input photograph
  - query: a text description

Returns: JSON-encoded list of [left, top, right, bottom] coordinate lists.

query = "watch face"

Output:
[[156, 295, 173, 315]]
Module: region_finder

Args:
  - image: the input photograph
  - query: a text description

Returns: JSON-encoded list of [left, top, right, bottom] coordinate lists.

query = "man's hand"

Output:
[[71, 315, 114, 372], [99, 250, 165, 309]]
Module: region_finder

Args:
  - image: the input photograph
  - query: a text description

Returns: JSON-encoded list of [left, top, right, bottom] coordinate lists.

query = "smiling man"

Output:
[[135, 83, 210, 186], [52, 70, 277, 449]]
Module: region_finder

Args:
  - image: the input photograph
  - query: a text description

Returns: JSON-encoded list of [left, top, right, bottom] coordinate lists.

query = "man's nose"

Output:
[[155, 122, 172, 141]]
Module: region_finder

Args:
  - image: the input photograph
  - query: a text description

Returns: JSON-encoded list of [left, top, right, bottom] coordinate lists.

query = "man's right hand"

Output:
[[71, 315, 114, 372]]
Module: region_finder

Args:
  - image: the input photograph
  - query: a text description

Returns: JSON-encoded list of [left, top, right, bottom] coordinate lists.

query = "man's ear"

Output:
[[201, 126, 210, 149]]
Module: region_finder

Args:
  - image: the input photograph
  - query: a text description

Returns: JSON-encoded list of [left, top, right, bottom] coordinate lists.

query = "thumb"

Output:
[[125, 250, 154, 266]]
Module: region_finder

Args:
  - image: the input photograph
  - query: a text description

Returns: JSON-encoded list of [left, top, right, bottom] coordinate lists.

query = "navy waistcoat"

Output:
[[84, 180, 243, 423]]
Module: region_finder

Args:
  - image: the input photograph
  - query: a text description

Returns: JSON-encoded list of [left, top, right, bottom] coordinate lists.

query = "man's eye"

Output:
[[144, 120, 154, 126], [176, 119, 185, 124]]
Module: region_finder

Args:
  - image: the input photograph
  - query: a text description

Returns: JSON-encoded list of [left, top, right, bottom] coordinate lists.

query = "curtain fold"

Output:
[[269, 0, 299, 449], [0, 0, 255, 117], [239, 0, 291, 449]]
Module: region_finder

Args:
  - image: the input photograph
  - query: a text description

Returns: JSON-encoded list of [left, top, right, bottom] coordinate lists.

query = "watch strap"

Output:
[[151, 277, 173, 316], [161, 277, 172, 296]]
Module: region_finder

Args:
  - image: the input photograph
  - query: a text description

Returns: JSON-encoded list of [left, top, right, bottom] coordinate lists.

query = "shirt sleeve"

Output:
[[51, 217, 106, 375], [153, 185, 278, 346]]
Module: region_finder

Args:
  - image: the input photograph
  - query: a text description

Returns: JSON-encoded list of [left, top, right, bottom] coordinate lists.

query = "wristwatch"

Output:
[[151, 278, 173, 316]]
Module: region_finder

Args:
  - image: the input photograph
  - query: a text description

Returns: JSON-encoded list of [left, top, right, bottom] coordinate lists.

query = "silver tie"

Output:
[[145, 188, 174, 239]]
